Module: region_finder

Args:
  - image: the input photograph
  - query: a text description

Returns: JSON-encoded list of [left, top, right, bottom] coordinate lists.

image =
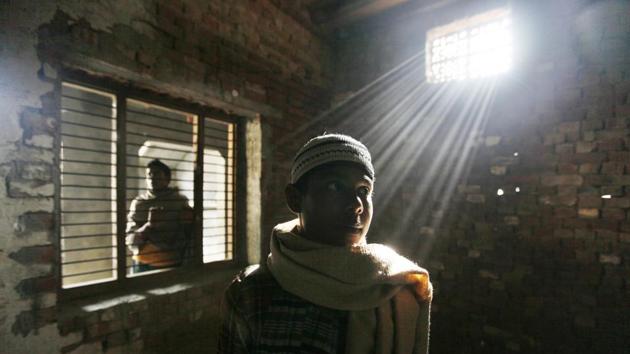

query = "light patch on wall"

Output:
[[601, 194, 612, 199], [496, 188, 504, 196], [426, 7, 513, 83]]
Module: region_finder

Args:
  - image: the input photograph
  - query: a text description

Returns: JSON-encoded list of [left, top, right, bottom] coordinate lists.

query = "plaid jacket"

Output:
[[218, 265, 348, 353]]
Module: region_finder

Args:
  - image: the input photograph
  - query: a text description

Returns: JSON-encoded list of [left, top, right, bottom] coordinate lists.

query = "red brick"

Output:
[[615, 104, 630, 117], [579, 195, 602, 208], [604, 197, 630, 208], [584, 175, 608, 186], [597, 138, 624, 151], [608, 151, 630, 161], [610, 176, 630, 185], [578, 163, 600, 174], [15, 211, 54, 234], [578, 208, 599, 218], [582, 119, 604, 130], [15, 275, 56, 298], [601, 162, 626, 175], [9, 245, 55, 265], [555, 144, 574, 154], [541, 174, 583, 186], [558, 163, 578, 173], [568, 153, 607, 164], [558, 121, 580, 133], [576, 141, 596, 153], [602, 208, 626, 220], [555, 207, 576, 218]]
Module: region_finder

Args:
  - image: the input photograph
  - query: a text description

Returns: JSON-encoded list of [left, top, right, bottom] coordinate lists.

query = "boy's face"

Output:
[[297, 162, 374, 247]]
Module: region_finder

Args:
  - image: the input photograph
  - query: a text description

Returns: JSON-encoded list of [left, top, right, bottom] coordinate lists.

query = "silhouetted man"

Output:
[[126, 159, 193, 273]]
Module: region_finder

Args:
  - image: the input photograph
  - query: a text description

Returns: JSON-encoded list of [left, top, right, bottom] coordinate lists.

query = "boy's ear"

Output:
[[285, 184, 303, 214]]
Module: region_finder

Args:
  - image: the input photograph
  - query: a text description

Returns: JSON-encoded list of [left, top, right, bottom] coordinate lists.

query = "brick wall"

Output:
[[0, 1, 332, 352], [333, 0, 629, 353]]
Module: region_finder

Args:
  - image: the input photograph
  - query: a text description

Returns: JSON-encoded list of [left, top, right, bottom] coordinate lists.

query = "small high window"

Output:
[[426, 8, 512, 83]]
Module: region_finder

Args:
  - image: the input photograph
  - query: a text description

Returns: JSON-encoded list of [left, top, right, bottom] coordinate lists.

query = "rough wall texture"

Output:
[[333, 0, 629, 353], [0, 0, 332, 352]]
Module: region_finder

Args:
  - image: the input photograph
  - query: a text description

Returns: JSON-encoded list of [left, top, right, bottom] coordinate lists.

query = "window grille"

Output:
[[60, 83, 117, 288], [59, 81, 237, 289], [426, 8, 512, 83]]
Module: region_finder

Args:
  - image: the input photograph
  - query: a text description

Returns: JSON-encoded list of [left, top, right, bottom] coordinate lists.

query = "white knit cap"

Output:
[[291, 134, 374, 184]]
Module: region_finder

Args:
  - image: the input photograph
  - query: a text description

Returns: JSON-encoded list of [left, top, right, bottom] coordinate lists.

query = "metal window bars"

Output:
[[425, 7, 512, 83], [60, 82, 236, 289]]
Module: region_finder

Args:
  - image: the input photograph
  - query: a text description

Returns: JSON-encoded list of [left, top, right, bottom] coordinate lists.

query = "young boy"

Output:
[[219, 134, 432, 353]]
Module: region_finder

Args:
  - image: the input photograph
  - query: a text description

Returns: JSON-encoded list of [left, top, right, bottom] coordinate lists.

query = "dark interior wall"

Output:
[[333, 0, 630, 353], [0, 1, 332, 352]]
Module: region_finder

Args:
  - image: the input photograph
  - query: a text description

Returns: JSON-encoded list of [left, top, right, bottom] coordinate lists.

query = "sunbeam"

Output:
[[297, 46, 504, 261]]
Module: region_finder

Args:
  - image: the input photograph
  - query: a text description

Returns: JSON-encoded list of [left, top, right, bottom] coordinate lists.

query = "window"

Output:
[[59, 78, 238, 290], [426, 8, 512, 83]]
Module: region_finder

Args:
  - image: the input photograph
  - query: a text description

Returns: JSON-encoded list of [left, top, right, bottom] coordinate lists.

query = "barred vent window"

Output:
[[59, 81, 238, 289], [60, 83, 117, 288], [426, 8, 512, 83]]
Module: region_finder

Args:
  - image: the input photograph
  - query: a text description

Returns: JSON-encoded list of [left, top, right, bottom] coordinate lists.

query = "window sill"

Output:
[[58, 265, 242, 318]]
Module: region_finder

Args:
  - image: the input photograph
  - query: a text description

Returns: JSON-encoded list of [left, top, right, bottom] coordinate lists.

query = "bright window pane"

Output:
[[203, 118, 235, 263], [60, 83, 117, 288], [426, 8, 512, 83]]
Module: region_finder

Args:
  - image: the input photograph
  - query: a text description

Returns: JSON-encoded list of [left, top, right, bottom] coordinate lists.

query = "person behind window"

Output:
[[126, 159, 193, 273], [219, 134, 433, 354]]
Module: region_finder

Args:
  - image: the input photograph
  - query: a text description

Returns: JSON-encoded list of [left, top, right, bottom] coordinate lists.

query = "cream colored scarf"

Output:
[[267, 219, 432, 354]]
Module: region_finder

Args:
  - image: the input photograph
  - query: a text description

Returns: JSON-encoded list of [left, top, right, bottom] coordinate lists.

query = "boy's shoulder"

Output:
[[226, 264, 278, 306]]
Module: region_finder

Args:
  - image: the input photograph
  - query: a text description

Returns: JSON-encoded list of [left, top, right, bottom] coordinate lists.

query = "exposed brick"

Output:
[[608, 151, 630, 161], [602, 208, 625, 220], [14, 211, 54, 235], [568, 153, 607, 164], [15, 276, 56, 298], [578, 208, 600, 218], [7, 178, 54, 198], [555, 143, 574, 154], [599, 254, 621, 265], [17, 162, 52, 181], [604, 197, 630, 208], [601, 162, 625, 175], [558, 121, 580, 133], [544, 133, 565, 145], [578, 195, 602, 208], [609, 176, 630, 185], [466, 194, 485, 203], [558, 163, 578, 174], [490, 165, 507, 175], [597, 138, 624, 151], [615, 104, 630, 117], [19, 108, 56, 140], [579, 129, 595, 142], [575, 141, 595, 153], [11, 307, 57, 337], [555, 207, 576, 218], [578, 163, 599, 174], [600, 186, 623, 196], [541, 174, 583, 186], [582, 119, 604, 131], [9, 245, 55, 265]]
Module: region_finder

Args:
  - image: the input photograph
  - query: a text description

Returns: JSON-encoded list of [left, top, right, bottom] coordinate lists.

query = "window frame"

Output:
[[425, 7, 512, 83], [56, 69, 247, 301]]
